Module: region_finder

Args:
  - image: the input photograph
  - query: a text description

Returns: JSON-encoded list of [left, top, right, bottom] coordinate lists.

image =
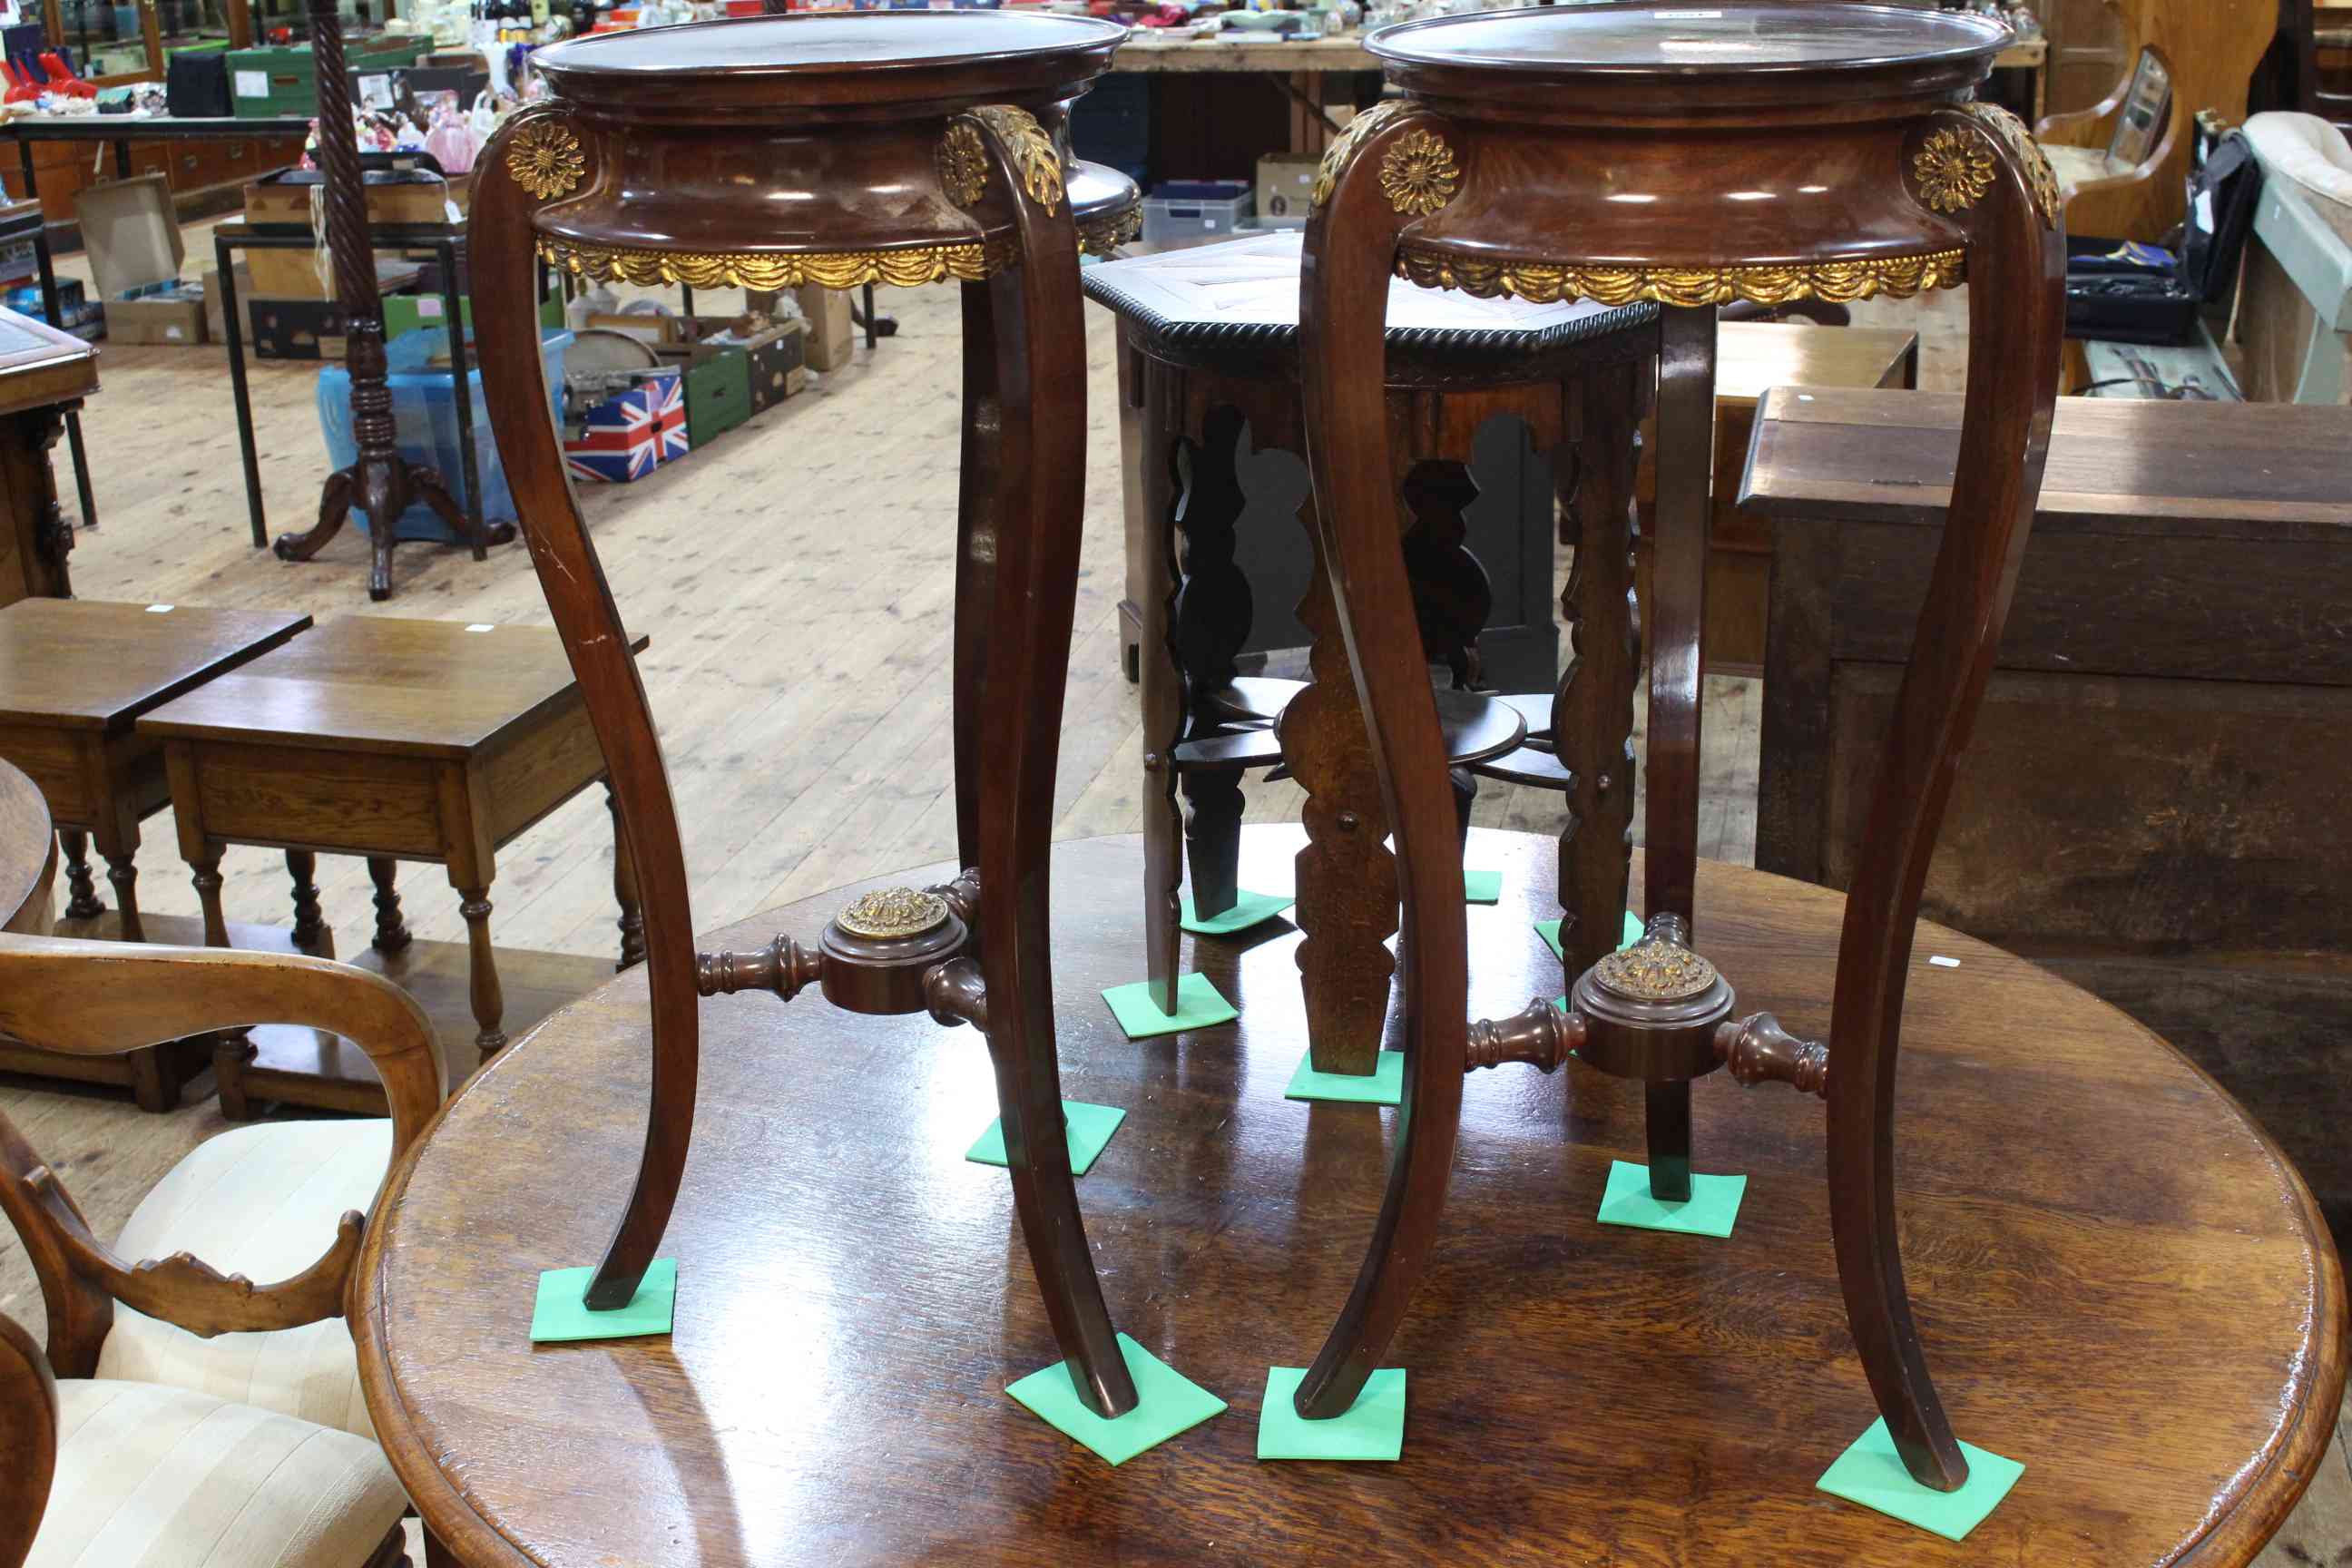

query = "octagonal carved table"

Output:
[[1083, 230, 1659, 1067], [1293, 0, 2069, 1489], [466, 10, 1145, 1427]]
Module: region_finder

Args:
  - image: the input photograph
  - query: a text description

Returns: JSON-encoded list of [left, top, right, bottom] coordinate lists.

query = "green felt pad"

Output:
[[1102, 972, 1239, 1039], [1595, 1160, 1747, 1238], [1534, 910, 1649, 962], [1817, 1418, 2024, 1541], [1006, 1333, 1228, 1465], [1284, 1047, 1405, 1105], [529, 1258, 676, 1344], [1464, 869, 1504, 904], [1181, 887, 1295, 935], [966, 1100, 1126, 1176], [1256, 1366, 1406, 1461]]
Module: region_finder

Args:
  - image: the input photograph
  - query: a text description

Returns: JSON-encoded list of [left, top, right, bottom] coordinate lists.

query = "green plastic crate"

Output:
[[227, 38, 427, 119], [679, 346, 751, 448]]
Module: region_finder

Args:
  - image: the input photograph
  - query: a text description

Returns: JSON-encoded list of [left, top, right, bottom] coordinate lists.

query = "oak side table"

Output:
[[466, 12, 1150, 1420], [1084, 229, 1653, 1061], [0, 598, 309, 1110], [1296, 0, 2066, 1491], [135, 616, 645, 1117]]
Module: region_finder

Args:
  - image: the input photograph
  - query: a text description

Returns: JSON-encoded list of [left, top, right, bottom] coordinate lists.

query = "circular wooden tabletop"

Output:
[[358, 828, 2345, 1567], [0, 757, 51, 931]]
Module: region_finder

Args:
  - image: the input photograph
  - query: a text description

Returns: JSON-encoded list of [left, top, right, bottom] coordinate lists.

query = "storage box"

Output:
[[564, 368, 688, 483], [245, 167, 456, 230], [744, 320, 807, 411], [319, 327, 573, 540], [201, 262, 255, 342], [3, 279, 100, 333], [379, 289, 563, 341], [75, 175, 207, 347], [1254, 153, 1318, 221], [793, 283, 854, 370], [250, 296, 346, 360], [659, 341, 753, 447], [227, 37, 429, 119], [1142, 181, 1251, 246]]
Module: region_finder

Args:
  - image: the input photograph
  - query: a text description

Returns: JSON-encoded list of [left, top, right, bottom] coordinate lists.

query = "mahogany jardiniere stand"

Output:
[[1297, 3, 2063, 1488], [468, 12, 1144, 1419]]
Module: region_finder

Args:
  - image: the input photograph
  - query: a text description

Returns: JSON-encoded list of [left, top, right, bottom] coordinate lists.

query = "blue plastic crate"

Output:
[[318, 327, 571, 543]]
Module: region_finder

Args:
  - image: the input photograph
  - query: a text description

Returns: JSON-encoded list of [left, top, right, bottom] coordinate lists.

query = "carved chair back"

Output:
[[0, 928, 445, 1377]]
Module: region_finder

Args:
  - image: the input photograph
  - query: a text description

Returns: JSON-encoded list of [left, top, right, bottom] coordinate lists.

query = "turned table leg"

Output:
[[609, 784, 645, 972], [188, 840, 252, 1119], [57, 828, 100, 919], [286, 850, 329, 956], [455, 885, 505, 1060], [368, 857, 412, 954], [93, 810, 142, 944]]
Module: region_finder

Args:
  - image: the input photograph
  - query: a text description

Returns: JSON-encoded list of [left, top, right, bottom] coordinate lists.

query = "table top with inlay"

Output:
[[0, 600, 310, 732], [357, 826, 2345, 1568], [136, 616, 647, 761]]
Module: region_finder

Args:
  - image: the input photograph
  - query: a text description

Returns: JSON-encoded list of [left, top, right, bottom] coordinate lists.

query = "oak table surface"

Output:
[[358, 826, 2345, 1568], [0, 599, 312, 730], [134, 614, 645, 759]]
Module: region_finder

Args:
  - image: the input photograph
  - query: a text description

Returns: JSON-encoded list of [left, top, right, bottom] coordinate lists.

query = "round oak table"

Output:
[[356, 828, 2345, 1568], [0, 757, 54, 931]]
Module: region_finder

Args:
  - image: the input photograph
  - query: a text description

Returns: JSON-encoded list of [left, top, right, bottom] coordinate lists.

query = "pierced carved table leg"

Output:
[[1551, 362, 1642, 984], [1171, 403, 1252, 931], [1279, 465, 1399, 1080], [1133, 351, 1185, 1015]]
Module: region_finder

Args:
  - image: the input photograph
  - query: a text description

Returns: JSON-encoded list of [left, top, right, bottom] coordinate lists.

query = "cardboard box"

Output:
[[244, 169, 456, 230], [745, 320, 807, 411], [201, 263, 255, 342], [247, 247, 424, 302], [76, 175, 207, 347], [794, 283, 854, 370], [1255, 152, 1318, 221], [250, 296, 346, 360]]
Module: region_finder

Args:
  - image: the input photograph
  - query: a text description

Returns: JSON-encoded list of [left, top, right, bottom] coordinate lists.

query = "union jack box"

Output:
[[564, 368, 690, 483]]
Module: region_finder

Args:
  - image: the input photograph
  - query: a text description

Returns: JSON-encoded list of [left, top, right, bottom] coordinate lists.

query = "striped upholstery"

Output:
[[30, 1378, 407, 1568], [94, 1121, 392, 1441]]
